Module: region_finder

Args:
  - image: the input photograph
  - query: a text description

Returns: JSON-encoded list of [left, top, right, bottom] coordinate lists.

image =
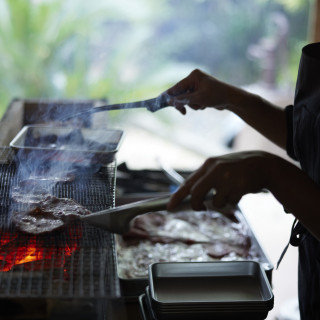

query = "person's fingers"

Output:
[[168, 93, 190, 107], [168, 91, 205, 109], [211, 191, 228, 208], [167, 167, 204, 210], [190, 179, 214, 211], [189, 158, 241, 209], [188, 163, 217, 210], [175, 105, 187, 115], [226, 191, 242, 205], [189, 104, 202, 110], [167, 185, 190, 211], [189, 190, 210, 211], [167, 76, 193, 96]]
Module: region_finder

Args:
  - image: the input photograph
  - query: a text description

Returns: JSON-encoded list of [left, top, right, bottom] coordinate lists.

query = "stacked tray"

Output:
[[139, 261, 274, 320]]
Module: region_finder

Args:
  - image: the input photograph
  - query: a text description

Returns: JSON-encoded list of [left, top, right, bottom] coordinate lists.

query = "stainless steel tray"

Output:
[[10, 125, 124, 165], [146, 261, 273, 320], [139, 294, 156, 320], [149, 261, 273, 306]]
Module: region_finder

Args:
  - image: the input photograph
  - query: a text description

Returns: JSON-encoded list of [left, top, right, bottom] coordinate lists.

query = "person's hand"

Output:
[[167, 151, 274, 211], [166, 69, 237, 115]]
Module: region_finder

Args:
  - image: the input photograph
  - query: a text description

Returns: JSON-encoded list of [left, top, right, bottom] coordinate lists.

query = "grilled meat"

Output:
[[12, 196, 90, 235]]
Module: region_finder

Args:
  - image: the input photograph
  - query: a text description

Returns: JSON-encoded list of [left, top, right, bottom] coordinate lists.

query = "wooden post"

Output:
[[309, 0, 320, 42]]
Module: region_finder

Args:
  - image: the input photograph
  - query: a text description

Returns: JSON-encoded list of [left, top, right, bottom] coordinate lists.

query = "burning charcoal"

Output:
[[12, 196, 91, 235]]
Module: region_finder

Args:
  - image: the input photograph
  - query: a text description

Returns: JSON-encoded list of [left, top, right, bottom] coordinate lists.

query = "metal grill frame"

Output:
[[0, 147, 120, 299]]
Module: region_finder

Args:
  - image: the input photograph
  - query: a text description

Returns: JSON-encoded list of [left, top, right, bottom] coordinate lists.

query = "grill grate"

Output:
[[0, 147, 119, 298]]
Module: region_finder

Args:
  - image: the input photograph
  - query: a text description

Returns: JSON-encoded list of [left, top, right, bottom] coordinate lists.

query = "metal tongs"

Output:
[[81, 194, 176, 234], [62, 94, 170, 121], [80, 193, 213, 234]]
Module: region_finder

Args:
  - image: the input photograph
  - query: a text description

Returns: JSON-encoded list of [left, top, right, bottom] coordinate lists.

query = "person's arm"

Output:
[[167, 151, 320, 241], [267, 154, 320, 241], [167, 69, 287, 149], [227, 88, 287, 150]]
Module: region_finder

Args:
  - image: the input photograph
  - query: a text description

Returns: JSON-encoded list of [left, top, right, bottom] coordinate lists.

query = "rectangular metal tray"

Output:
[[145, 261, 273, 320], [139, 294, 156, 320], [149, 261, 273, 306], [10, 125, 124, 165]]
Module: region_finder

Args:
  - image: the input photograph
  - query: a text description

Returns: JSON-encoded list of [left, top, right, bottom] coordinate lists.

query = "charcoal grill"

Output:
[[0, 147, 120, 319]]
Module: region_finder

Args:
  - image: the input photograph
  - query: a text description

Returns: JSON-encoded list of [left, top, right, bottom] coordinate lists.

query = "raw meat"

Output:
[[117, 209, 256, 279]]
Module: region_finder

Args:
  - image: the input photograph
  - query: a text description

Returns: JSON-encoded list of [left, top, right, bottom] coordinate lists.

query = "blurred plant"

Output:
[[261, 0, 310, 12], [0, 0, 311, 121], [0, 0, 192, 118]]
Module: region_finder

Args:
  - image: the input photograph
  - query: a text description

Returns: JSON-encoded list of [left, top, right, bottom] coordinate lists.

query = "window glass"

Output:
[[0, 0, 311, 158]]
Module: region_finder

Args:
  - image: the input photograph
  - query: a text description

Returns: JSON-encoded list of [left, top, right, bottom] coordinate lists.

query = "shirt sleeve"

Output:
[[285, 105, 297, 161]]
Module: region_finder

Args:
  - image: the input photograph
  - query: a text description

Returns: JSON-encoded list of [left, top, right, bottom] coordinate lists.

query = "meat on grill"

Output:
[[12, 196, 91, 234]]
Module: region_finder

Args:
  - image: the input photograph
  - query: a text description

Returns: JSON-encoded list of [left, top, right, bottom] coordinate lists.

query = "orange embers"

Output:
[[0, 227, 81, 272]]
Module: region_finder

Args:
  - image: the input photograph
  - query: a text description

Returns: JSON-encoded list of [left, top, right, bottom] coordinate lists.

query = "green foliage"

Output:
[[0, 0, 183, 118], [0, 0, 311, 119], [261, 0, 311, 12]]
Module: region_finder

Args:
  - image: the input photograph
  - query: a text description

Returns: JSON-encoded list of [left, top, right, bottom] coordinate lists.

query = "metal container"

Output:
[[144, 261, 274, 320], [10, 125, 124, 165], [139, 294, 156, 320], [115, 201, 273, 298]]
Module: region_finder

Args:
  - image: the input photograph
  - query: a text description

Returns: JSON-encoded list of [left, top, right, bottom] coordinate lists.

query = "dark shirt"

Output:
[[285, 42, 320, 320]]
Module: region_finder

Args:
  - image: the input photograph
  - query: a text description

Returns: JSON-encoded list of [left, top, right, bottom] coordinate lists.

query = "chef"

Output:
[[166, 42, 320, 320]]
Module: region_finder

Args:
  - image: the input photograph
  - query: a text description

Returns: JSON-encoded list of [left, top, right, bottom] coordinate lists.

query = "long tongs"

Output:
[[80, 192, 214, 234], [62, 94, 170, 120], [80, 194, 174, 234]]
